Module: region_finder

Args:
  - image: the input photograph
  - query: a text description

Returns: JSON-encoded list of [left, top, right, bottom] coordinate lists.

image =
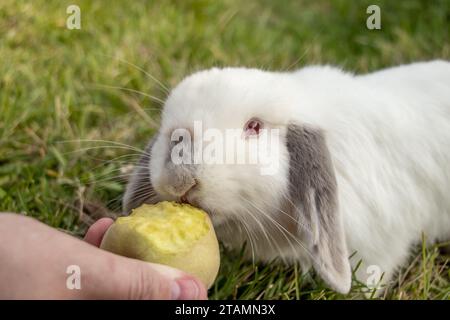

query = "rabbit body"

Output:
[[294, 60, 450, 289]]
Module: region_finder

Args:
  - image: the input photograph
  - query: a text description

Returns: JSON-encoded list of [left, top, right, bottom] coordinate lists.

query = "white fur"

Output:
[[149, 60, 450, 292]]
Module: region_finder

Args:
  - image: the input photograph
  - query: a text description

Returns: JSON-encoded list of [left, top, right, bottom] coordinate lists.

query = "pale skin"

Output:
[[0, 213, 207, 299]]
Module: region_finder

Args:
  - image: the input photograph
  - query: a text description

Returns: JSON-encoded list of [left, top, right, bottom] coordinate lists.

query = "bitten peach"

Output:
[[100, 201, 220, 288]]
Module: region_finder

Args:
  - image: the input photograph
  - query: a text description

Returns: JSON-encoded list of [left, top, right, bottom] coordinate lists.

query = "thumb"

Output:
[[103, 255, 208, 300], [145, 263, 208, 300]]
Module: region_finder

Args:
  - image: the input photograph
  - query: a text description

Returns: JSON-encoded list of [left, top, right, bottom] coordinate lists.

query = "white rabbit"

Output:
[[123, 60, 450, 294]]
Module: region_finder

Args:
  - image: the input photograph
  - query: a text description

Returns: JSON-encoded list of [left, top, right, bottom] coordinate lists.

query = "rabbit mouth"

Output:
[[178, 194, 205, 214], [182, 196, 225, 226], [180, 194, 191, 205]]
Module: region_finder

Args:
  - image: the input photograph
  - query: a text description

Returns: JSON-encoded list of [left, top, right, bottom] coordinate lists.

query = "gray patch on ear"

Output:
[[286, 124, 351, 294], [122, 137, 159, 214]]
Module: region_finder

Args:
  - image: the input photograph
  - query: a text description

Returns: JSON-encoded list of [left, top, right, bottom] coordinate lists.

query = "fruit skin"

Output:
[[100, 202, 220, 288]]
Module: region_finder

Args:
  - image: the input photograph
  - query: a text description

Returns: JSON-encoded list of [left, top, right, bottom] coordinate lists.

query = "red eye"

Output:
[[244, 118, 263, 137]]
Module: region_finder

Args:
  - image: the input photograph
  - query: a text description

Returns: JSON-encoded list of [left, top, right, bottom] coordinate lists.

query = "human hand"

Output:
[[0, 213, 207, 299]]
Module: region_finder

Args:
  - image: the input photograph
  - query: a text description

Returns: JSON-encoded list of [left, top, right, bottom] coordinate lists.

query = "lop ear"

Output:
[[286, 124, 351, 294], [123, 137, 159, 214]]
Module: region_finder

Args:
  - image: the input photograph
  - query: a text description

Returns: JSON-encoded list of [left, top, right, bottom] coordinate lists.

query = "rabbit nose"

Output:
[[165, 170, 197, 198]]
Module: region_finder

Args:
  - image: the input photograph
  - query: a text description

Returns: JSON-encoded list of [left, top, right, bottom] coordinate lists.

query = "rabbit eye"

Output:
[[244, 118, 263, 137]]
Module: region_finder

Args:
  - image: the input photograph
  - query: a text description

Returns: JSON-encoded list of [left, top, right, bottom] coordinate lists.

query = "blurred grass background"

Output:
[[0, 0, 449, 299]]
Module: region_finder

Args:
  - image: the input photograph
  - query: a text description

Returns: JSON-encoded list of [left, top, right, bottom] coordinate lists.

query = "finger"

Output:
[[84, 218, 114, 247], [109, 259, 208, 300], [150, 264, 208, 300]]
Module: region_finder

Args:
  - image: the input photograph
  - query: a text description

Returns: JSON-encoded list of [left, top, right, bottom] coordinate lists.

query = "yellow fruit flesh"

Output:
[[117, 202, 210, 256]]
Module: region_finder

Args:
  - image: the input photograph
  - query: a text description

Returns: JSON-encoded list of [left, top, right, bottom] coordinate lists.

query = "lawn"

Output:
[[0, 0, 449, 299]]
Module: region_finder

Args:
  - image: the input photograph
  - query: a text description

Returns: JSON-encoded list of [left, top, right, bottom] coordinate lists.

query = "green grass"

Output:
[[0, 0, 449, 299]]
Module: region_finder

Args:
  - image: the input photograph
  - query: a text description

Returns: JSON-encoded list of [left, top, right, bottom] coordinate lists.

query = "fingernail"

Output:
[[171, 281, 181, 300], [175, 279, 201, 300]]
